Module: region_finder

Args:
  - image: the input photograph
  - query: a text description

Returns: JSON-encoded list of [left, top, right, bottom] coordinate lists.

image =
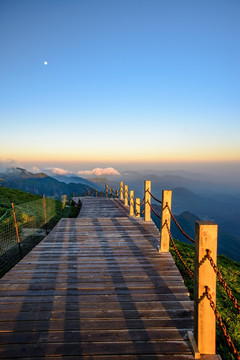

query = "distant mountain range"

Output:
[[117, 171, 240, 195], [1, 166, 239, 261], [49, 174, 103, 190], [0, 168, 96, 199], [151, 205, 240, 263]]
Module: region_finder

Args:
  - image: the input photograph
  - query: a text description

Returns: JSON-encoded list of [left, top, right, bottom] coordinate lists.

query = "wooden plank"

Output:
[[0, 356, 195, 360], [0, 308, 193, 321], [0, 341, 193, 357], [0, 300, 193, 312], [0, 329, 191, 343], [0, 318, 194, 332]]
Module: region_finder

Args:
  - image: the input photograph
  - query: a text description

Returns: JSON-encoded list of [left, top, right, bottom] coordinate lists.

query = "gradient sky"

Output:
[[0, 0, 240, 171]]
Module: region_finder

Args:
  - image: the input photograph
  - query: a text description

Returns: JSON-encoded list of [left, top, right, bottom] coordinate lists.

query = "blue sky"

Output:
[[0, 0, 239, 173]]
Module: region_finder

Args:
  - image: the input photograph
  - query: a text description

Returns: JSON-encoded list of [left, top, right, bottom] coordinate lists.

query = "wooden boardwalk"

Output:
[[0, 198, 195, 359]]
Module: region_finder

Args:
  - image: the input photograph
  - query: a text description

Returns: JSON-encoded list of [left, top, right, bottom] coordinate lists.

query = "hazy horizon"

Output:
[[1, 158, 240, 183]]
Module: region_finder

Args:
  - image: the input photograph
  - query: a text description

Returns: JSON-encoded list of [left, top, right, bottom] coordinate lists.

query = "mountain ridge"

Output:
[[0, 168, 95, 199]]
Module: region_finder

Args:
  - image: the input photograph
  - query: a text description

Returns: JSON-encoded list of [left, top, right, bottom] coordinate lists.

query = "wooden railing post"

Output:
[[135, 198, 140, 217], [91, 187, 93, 197], [110, 187, 113, 198], [115, 190, 118, 198], [120, 181, 123, 200], [194, 221, 218, 355], [144, 180, 151, 221], [96, 189, 98, 197], [12, 203, 20, 244], [160, 190, 172, 252], [130, 190, 134, 216], [105, 185, 108, 198], [62, 194, 67, 209], [124, 185, 128, 206], [12, 203, 22, 258], [83, 191, 85, 197], [43, 195, 47, 223], [101, 191, 103, 197]]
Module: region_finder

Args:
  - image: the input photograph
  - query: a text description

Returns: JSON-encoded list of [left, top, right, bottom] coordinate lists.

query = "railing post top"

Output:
[[195, 220, 218, 227]]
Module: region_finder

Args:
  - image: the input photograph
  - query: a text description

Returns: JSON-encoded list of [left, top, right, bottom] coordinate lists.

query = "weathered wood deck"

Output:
[[0, 197, 196, 359]]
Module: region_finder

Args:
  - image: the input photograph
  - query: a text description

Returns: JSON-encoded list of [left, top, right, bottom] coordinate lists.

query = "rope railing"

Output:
[[165, 220, 195, 279], [140, 197, 145, 207], [147, 201, 162, 220], [206, 249, 240, 314], [204, 248, 240, 360], [146, 189, 162, 204], [166, 203, 195, 244], [205, 287, 240, 360]]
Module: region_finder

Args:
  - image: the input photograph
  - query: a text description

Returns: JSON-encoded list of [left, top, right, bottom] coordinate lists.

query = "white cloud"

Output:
[[0, 158, 19, 172], [77, 167, 120, 176], [30, 166, 40, 173], [46, 167, 71, 176]]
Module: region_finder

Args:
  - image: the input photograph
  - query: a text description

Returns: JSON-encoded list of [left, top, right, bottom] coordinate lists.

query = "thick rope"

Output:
[[166, 204, 195, 244], [146, 189, 162, 204]]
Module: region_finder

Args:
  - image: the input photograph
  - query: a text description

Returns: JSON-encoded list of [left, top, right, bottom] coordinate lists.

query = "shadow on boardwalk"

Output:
[[0, 198, 194, 359]]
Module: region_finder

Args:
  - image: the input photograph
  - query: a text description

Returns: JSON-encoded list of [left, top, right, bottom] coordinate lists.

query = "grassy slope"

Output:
[[151, 210, 239, 359], [0, 187, 42, 217], [170, 240, 240, 360], [0, 187, 81, 278]]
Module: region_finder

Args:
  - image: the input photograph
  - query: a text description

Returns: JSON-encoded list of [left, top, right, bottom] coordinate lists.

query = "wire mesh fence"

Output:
[[0, 197, 76, 279], [0, 198, 65, 257]]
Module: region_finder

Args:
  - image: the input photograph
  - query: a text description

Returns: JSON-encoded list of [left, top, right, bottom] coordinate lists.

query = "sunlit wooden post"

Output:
[[120, 181, 123, 200], [105, 185, 108, 198], [144, 180, 151, 221], [12, 203, 20, 244], [43, 195, 47, 223], [110, 187, 113, 198], [83, 191, 85, 197], [115, 190, 118, 198], [194, 221, 218, 355], [91, 187, 93, 197], [63, 194, 67, 209], [86, 191, 88, 197], [135, 198, 140, 217], [124, 185, 128, 206], [101, 191, 103, 197], [130, 190, 134, 216], [12, 203, 22, 258], [160, 190, 172, 252], [96, 189, 98, 197]]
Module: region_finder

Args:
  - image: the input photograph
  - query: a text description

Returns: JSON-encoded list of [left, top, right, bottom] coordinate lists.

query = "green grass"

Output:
[[170, 239, 240, 360], [0, 187, 81, 278], [0, 186, 41, 217]]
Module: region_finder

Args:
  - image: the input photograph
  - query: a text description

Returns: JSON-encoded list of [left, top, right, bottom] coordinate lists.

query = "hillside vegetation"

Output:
[[150, 209, 240, 360], [0, 187, 41, 217], [0, 186, 81, 278], [169, 240, 240, 360], [0, 167, 94, 199]]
